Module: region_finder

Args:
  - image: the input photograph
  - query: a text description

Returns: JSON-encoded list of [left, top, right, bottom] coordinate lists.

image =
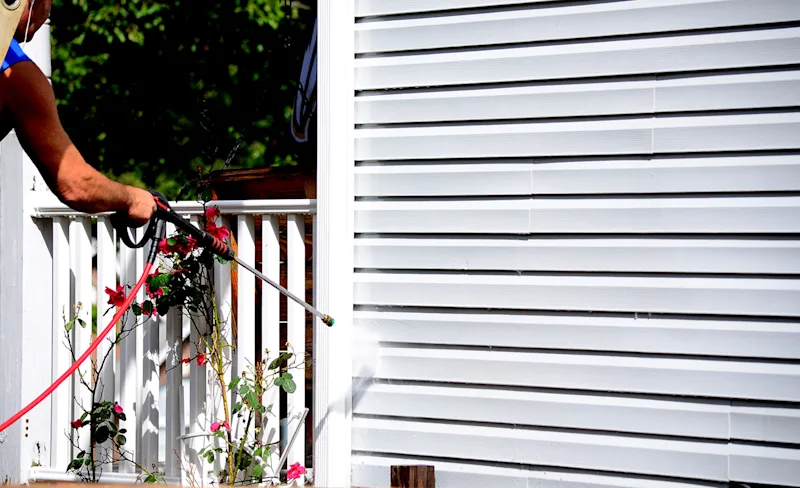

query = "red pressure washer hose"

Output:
[[0, 262, 154, 434], [0, 193, 173, 435]]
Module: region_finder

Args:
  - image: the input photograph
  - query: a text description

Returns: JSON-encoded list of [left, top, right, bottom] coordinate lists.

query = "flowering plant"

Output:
[[141, 205, 308, 486], [64, 205, 308, 485], [63, 304, 164, 483]]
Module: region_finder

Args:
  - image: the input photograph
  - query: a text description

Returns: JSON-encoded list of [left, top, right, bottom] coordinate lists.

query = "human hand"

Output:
[[124, 187, 157, 228]]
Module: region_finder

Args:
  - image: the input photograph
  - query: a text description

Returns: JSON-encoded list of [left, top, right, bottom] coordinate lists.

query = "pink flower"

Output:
[[287, 462, 306, 480], [70, 419, 82, 429], [210, 421, 221, 433], [223, 421, 230, 431], [113, 403, 124, 415]]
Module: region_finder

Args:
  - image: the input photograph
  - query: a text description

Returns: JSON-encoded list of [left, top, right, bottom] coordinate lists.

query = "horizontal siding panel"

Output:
[[355, 72, 800, 124], [356, 0, 800, 53], [356, 199, 530, 234], [355, 197, 800, 234], [355, 383, 730, 439], [355, 114, 800, 160], [656, 71, 800, 112], [355, 28, 800, 89], [354, 310, 800, 359], [356, 81, 654, 123], [374, 347, 800, 402], [352, 417, 729, 480], [354, 238, 800, 275], [729, 444, 800, 487], [355, 0, 554, 17], [732, 404, 800, 444], [356, 163, 532, 197], [355, 156, 800, 196], [352, 454, 724, 488], [354, 273, 800, 318]]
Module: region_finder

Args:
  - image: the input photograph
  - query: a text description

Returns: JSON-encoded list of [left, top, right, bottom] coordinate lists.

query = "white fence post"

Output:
[[0, 19, 55, 483]]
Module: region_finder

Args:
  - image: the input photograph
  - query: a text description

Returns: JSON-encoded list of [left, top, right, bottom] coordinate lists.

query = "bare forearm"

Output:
[[56, 158, 134, 214]]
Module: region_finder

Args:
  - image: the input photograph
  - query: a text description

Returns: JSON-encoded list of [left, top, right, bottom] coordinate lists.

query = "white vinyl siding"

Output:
[[350, 1, 800, 487]]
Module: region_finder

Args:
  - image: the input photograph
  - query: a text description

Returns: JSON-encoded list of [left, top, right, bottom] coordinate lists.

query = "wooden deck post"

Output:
[[391, 465, 435, 488]]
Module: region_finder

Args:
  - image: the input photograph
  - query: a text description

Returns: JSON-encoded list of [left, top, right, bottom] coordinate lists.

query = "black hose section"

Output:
[[146, 218, 167, 264]]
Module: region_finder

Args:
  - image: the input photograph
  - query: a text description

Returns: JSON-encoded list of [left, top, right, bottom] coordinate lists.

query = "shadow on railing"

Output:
[[26, 193, 316, 486]]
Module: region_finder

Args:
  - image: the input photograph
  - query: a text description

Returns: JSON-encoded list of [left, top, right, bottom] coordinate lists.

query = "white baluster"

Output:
[[213, 214, 233, 477], [261, 215, 281, 473], [69, 217, 93, 456], [50, 217, 72, 469], [165, 223, 183, 477], [118, 227, 142, 473], [187, 214, 208, 485], [236, 215, 256, 434], [286, 214, 306, 474], [141, 236, 160, 472], [95, 217, 117, 455]]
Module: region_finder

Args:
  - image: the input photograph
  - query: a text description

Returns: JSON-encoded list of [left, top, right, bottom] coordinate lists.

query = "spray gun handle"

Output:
[[149, 191, 236, 261]]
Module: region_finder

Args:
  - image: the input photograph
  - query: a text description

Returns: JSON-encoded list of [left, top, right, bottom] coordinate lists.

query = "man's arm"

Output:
[[3, 60, 155, 225]]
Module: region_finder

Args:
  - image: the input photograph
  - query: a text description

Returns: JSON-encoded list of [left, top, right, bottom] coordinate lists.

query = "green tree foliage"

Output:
[[50, 0, 315, 199]]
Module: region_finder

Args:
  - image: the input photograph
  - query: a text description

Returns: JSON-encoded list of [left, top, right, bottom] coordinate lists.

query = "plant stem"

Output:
[[210, 293, 235, 484]]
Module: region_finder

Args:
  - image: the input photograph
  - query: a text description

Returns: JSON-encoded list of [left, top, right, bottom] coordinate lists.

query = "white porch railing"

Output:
[[22, 192, 316, 485]]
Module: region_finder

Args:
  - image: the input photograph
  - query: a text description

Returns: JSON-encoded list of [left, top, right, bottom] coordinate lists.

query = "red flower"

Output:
[[158, 238, 172, 255], [70, 419, 82, 429], [145, 270, 164, 299], [113, 403, 124, 415], [206, 221, 230, 242], [205, 206, 220, 221], [197, 353, 206, 367], [176, 236, 197, 254], [181, 357, 191, 364], [105, 285, 126, 307]]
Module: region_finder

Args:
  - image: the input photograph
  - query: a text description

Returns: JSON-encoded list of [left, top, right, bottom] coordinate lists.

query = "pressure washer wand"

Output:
[[234, 256, 333, 326], [149, 191, 334, 327]]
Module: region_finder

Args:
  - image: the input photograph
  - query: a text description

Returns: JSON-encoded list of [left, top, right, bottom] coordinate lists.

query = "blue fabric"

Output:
[[2, 39, 31, 72]]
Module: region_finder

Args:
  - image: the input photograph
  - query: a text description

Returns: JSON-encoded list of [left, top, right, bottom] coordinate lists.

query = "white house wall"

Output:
[[349, 1, 800, 487]]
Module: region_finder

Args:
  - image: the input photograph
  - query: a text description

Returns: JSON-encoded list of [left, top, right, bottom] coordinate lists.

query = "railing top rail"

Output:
[[29, 192, 317, 218]]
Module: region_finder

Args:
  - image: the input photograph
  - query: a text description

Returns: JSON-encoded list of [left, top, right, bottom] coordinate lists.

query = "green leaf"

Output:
[[229, 377, 241, 390], [144, 474, 158, 484], [253, 447, 263, 458], [252, 463, 264, 479], [95, 425, 110, 444], [131, 303, 142, 316], [239, 384, 250, 396], [232, 402, 243, 415], [279, 374, 296, 394], [116, 434, 127, 446], [76, 451, 86, 459], [65, 318, 76, 332], [119, 412, 127, 421], [246, 391, 259, 409]]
